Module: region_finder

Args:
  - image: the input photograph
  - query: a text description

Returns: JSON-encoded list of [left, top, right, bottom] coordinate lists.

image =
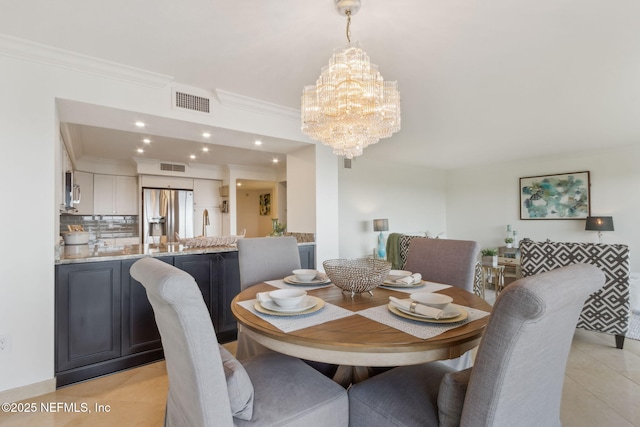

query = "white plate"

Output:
[[259, 296, 319, 313], [395, 303, 461, 320], [388, 304, 469, 324], [283, 275, 331, 285], [382, 278, 424, 288]]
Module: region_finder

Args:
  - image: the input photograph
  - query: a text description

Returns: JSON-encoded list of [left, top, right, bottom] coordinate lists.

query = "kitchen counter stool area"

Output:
[[54, 245, 315, 387]]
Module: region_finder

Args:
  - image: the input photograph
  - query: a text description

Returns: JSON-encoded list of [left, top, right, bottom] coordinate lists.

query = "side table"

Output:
[[480, 264, 505, 300]]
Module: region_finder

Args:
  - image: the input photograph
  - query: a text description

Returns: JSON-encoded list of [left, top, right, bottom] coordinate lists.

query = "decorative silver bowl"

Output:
[[323, 258, 392, 297]]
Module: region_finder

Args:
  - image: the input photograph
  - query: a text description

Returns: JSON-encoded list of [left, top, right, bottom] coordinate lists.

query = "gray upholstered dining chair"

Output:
[[237, 236, 302, 290], [403, 238, 481, 293], [403, 238, 481, 370], [348, 263, 604, 427], [130, 257, 348, 427], [236, 236, 302, 360]]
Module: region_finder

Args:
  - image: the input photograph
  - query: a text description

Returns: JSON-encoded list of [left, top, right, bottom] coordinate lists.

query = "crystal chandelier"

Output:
[[301, 0, 401, 159]]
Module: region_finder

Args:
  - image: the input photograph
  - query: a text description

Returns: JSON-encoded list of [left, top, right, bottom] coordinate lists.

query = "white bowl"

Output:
[[292, 269, 318, 282], [64, 244, 90, 258], [387, 270, 412, 281], [61, 231, 90, 245], [269, 289, 307, 308], [409, 292, 453, 310]]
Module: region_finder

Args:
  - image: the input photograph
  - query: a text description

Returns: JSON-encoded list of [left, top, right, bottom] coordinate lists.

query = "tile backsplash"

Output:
[[60, 215, 139, 240]]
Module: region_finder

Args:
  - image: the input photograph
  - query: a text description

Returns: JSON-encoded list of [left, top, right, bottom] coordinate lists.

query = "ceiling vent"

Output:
[[174, 91, 210, 113], [160, 163, 186, 173]]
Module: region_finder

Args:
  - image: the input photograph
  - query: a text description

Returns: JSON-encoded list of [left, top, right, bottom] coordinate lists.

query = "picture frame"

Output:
[[519, 171, 590, 220], [259, 193, 271, 216]]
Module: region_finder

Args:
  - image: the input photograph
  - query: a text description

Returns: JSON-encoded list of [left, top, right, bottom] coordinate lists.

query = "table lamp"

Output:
[[373, 219, 389, 259], [585, 216, 614, 243]]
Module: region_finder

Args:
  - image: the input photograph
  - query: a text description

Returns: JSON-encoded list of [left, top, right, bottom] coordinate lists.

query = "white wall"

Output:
[[446, 144, 640, 271], [314, 144, 340, 269], [338, 156, 448, 259], [286, 144, 341, 270], [287, 146, 317, 233]]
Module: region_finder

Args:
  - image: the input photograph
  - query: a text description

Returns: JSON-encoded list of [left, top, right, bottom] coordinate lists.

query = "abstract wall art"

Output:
[[519, 171, 590, 219], [259, 193, 271, 216]]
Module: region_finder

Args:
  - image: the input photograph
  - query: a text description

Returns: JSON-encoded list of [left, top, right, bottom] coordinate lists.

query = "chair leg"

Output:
[[615, 334, 625, 349]]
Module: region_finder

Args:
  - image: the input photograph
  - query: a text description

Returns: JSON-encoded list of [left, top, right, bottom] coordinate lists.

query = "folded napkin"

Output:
[[396, 273, 422, 285], [389, 296, 444, 319], [256, 292, 272, 303]]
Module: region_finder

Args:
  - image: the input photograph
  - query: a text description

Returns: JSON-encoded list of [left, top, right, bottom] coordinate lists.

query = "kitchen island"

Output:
[[54, 242, 315, 387]]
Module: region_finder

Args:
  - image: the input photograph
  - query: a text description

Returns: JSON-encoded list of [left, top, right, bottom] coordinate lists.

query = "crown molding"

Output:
[[0, 34, 173, 88], [216, 89, 299, 121]]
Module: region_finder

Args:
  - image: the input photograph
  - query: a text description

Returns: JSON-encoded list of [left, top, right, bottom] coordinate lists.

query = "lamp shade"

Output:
[[585, 216, 614, 232], [373, 219, 389, 232]]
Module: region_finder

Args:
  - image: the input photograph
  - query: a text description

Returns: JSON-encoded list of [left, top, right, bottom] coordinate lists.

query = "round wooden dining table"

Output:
[[231, 282, 492, 386]]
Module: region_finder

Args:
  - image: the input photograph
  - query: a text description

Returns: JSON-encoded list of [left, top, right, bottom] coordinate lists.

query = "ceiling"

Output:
[[57, 100, 303, 171], [3, 0, 640, 169]]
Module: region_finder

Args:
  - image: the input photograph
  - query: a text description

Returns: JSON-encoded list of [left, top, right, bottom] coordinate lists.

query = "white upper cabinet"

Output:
[[193, 179, 219, 206], [193, 179, 222, 237], [94, 174, 138, 215]]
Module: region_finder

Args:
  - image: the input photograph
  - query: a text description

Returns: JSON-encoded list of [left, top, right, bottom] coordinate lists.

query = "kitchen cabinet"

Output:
[[55, 262, 122, 376], [173, 254, 215, 318], [54, 245, 313, 386], [213, 252, 241, 338], [94, 174, 138, 215], [299, 244, 316, 269], [120, 257, 172, 356], [72, 171, 94, 215], [193, 179, 222, 237], [169, 251, 239, 341]]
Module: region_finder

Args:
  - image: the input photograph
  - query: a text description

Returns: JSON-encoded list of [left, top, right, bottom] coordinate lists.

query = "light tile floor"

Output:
[[0, 336, 638, 426]]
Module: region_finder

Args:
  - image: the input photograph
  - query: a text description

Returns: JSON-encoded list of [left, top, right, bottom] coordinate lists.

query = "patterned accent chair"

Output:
[[520, 240, 630, 349]]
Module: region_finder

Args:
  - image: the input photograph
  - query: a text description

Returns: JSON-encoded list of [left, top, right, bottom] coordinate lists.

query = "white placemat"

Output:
[[236, 299, 355, 333], [356, 304, 491, 340], [379, 281, 452, 294], [265, 279, 334, 291]]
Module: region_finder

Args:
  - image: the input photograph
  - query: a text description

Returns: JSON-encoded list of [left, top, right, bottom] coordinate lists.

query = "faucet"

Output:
[[202, 209, 210, 237]]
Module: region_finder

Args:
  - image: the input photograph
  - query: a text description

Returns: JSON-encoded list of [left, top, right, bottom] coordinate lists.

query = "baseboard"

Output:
[[0, 377, 56, 403]]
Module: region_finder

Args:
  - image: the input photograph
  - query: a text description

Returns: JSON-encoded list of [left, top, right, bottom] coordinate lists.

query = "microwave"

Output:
[[64, 171, 81, 210]]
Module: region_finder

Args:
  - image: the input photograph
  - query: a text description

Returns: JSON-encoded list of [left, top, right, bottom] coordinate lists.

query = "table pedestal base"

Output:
[[333, 365, 373, 388]]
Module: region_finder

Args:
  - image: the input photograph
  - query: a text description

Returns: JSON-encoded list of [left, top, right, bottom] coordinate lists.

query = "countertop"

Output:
[[56, 241, 315, 265]]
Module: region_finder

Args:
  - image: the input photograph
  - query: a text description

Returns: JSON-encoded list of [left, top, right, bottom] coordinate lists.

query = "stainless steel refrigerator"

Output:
[[142, 188, 194, 244]]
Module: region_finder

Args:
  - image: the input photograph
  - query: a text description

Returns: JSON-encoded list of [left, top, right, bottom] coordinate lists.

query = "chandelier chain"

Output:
[[346, 10, 351, 43]]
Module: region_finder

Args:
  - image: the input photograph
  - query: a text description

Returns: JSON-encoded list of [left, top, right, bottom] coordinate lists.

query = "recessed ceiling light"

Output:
[[135, 121, 145, 128], [202, 147, 209, 152], [202, 132, 211, 138], [272, 158, 279, 163], [237, 182, 242, 187], [255, 140, 262, 146], [143, 138, 151, 144], [137, 148, 144, 153], [190, 155, 196, 160]]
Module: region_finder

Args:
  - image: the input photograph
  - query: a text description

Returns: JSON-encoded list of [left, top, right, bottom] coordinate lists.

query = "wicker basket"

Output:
[[323, 258, 392, 297]]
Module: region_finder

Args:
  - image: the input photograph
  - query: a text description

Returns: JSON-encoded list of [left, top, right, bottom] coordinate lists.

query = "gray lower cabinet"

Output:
[[56, 261, 122, 372], [215, 251, 241, 339], [173, 252, 241, 342], [299, 244, 316, 269], [173, 254, 216, 319], [55, 245, 314, 386], [120, 256, 172, 356]]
